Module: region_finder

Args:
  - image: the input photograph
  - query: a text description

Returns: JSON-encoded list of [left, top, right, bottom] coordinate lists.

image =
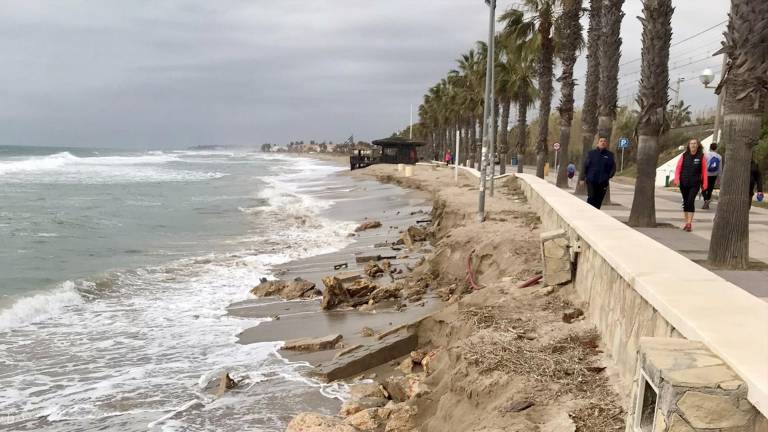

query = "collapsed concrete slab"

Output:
[[282, 334, 342, 352], [313, 331, 418, 382]]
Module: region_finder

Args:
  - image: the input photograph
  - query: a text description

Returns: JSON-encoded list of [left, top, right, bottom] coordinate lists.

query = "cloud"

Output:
[[0, 0, 730, 148]]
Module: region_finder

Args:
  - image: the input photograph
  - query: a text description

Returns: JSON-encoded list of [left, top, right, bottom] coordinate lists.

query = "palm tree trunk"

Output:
[[629, 134, 660, 225], [499, 98, 511, 175], [708, 0, 768, 268], [628, 0, 673, 227], [596, 0, 625, 204], [576, 0, 603, 195], [555, 0, 583, 188], [516, 95, 529, 174], [535, 13, 555, 179]]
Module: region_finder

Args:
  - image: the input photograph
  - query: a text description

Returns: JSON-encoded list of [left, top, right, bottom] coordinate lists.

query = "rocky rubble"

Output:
[[287, 349, 434, 431], [250, 277, 319, 300], [355, 220, 382, 232]]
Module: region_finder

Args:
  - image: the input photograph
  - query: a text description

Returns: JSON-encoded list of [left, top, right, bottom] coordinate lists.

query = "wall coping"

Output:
[[516, 173, 768, 417]]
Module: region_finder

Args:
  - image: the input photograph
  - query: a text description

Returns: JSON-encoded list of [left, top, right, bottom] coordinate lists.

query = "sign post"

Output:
[[455, 129, 460, 183], [553, 142, 561, 175], [618, 137, 630, 172]]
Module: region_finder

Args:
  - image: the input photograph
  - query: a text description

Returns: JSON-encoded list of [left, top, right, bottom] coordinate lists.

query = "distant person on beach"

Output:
[[583, 137, 616, 209], [566, 161, 576, 187], [674, 138, 708, 232], [751, 158, 764, 202], [702, 143, 722, 209]]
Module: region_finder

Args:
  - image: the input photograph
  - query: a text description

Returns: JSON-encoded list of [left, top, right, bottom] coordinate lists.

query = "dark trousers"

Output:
[[680, 184, 700, 212], [702, 176, 717, 201], [586, 182, 608, 209]]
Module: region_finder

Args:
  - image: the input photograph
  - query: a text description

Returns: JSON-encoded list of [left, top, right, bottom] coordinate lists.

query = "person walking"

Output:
[[702, 143, 722, 209], [444, 150, 452, 166], [750, 158, 764, 202], [566, 161, 576, 187], [583, 137, 616, 209], [674, 138, 708, 232]]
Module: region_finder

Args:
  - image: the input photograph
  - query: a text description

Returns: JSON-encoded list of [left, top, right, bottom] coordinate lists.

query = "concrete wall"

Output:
[[515, 173, 768, 423]]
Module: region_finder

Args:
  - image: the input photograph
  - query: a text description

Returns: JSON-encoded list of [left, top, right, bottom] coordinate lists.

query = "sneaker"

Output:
[[702, 201, 710, 210], [684, 223, 692, 232]]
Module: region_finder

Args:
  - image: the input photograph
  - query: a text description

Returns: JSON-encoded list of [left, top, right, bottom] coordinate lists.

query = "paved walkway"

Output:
[[511, 165, 768, 301]]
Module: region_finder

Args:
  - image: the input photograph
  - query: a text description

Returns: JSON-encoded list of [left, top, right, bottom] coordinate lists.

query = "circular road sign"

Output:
[[553, 142, 561, 151]]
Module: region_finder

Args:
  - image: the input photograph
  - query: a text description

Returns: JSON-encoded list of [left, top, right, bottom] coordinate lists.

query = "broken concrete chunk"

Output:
[[355, 220, 382, 232], [540, 229, 572, 286], [250, 277, 319, 300], [286, 413, 357, 432], [321, 276, 348, 310], [282, 334, 343, 352], [562, 308, 584, 323]]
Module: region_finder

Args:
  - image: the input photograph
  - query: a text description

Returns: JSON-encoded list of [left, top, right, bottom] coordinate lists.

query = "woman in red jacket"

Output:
[[674, 139, 708, 232]]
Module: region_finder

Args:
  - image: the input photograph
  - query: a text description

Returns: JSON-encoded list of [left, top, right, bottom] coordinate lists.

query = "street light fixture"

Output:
[[699, 64, 725, 144], [699, 68, 715, 88]]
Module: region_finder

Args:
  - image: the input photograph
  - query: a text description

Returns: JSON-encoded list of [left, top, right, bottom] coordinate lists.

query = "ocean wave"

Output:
[[0, 151, 226, 184], [0, 282, 84, 330], [0, 151, 177, 175]]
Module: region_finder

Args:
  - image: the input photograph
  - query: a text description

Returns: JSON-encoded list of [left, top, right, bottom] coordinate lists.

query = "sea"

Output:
[[0, 146, 357, 431]]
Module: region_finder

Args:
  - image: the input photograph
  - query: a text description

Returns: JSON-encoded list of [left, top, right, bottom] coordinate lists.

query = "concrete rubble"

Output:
[[539, 229, 572, 286], [249, 277, 319, 300], [281, 334, 343, 352]]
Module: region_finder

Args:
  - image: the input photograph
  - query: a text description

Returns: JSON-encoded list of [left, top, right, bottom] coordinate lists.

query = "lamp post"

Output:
[[477, 0, 496, 222], [699, 57, 725, 144]]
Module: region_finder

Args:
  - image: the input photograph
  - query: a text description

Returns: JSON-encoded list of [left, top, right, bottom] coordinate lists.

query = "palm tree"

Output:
[[628, 0, 674, 228], [499, 8, 540, 174], [595, 0, 624, 204], [496, 52, 516, 175], [523, 0, 559, 178], [502, 2, 558, 178], [667, 100, 692, 128], [554, 0, 584, 188], [596, 0, 625, 142], [575, 0, 602, 195], [456, 48, 485, 168], [708, 0, 768, 268]]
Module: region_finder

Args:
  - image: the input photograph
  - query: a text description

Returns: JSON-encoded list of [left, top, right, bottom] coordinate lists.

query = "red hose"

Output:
[[517, 274, 543, 288]]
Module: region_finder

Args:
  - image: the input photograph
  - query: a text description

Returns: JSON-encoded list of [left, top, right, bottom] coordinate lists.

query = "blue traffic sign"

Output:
[[618, 137, 630, 149]]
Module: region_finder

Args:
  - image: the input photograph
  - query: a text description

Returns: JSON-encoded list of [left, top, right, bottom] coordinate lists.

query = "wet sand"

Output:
[[229, 166, 441, 366]]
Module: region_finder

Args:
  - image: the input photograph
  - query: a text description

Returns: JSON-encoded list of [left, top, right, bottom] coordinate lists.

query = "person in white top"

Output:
[[702, 142, 722, 209]]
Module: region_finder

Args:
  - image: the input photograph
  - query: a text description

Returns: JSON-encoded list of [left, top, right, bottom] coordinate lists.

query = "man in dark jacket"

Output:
[[583, 136, 616, 209]]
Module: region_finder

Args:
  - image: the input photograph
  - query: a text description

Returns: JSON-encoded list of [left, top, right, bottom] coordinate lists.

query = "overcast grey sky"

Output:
[[0, 0, 730, 149]]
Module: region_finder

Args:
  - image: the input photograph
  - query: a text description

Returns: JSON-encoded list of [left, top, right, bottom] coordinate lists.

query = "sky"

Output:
[[0, 0, 730, 149]]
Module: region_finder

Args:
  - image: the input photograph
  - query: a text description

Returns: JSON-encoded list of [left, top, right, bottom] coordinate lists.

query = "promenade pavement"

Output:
[[507, 165, 768, 301]]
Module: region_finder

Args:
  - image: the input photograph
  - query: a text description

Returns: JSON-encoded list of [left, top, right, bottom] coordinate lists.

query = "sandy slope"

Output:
[[282, 163, 626, 431]]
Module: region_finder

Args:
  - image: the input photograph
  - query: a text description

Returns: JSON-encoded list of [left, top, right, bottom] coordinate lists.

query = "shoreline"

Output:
[[279, 163, 626, 432]]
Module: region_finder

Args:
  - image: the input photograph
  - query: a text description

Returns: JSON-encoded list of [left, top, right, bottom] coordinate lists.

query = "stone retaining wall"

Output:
[[515, 173, 768, 430]]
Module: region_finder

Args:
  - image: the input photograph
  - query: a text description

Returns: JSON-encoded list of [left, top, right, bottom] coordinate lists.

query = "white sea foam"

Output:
[[0, 151, 226, 184], [0, 282, 84, 330], [0, 154, 357, 431]]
